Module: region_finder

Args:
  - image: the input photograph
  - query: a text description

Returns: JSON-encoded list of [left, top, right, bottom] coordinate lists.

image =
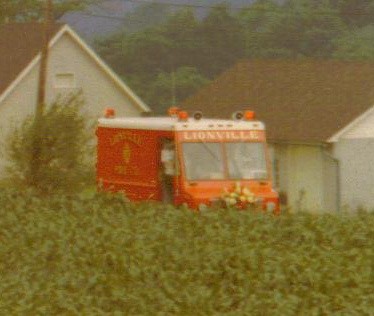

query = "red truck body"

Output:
[[96, 110, 279, 213]]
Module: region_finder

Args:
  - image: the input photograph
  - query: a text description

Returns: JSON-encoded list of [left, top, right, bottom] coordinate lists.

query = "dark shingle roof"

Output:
[[181, 59, 374, 143], [0, 22, 63, 96]]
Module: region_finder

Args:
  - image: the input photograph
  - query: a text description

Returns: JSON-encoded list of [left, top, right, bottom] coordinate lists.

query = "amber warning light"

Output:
[[178, 111, 189, 121], [104, 108, 115, 118], [244, 110, 255, 120], [168, 106, 180, 117]]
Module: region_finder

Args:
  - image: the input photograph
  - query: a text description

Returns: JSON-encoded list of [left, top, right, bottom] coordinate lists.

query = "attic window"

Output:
[[54, 73, 75, 88]]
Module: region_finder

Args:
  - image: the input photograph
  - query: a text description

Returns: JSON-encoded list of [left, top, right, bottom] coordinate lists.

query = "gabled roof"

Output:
[[181, 59, 374, 143], [0, 22, 149, 112], [0, 22, 63, 95]]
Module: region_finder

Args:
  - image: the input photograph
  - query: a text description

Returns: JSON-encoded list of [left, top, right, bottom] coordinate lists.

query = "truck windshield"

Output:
[[182, 142, 267, 180], [226, 142, 267, 180], [182, 143, 225, 180]]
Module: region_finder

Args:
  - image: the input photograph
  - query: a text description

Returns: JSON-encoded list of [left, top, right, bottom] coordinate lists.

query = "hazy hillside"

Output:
[[61, 0, 259, 42]]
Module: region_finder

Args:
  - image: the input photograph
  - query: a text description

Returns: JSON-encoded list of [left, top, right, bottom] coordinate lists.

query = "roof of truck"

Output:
[[98, 117, 265, 131]]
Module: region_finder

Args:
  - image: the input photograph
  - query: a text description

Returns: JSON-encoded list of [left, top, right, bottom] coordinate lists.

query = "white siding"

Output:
[[322, 149, 339, 212], [270, 144, 289, 205], [287, 145, 325, 211], [0, 64, 39, 173], [333, 139, 374, 211], [330, 105, 374, 211], [46, 32, 143, 118], [271, 144, 326, 212], [0, 32, 144, 176]]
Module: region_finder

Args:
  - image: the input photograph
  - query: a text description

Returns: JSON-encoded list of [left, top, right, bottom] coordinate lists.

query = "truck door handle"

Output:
[[189, 182, 198, 186]]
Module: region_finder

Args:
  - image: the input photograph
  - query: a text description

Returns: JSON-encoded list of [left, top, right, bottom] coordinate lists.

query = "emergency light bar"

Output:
[[232, 110, 255, 121], [166, 107, 256, 122]]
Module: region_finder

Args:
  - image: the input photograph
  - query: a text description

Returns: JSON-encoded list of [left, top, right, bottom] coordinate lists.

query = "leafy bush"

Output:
[[0, 191, 372, 315], [5, 93, 93, 193]]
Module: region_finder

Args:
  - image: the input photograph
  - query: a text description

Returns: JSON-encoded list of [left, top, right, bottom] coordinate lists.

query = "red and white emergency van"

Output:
[[96, 108, 279, 213]]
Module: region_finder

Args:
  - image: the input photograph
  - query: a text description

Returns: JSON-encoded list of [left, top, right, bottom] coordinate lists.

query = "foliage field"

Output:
[[0, 190, 373, 315]]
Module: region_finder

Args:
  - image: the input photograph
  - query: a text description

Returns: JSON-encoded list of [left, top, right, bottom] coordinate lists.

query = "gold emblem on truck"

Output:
[[122, 143, 131, 164]]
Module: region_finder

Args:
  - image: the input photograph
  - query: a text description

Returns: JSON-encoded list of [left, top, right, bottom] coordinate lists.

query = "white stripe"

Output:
[[98, 117, 265, 131]]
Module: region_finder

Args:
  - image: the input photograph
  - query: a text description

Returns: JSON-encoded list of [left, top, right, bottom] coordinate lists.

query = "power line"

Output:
[[82, 0, 374, 22], [117, 0, 251, 10], [81, 12, 128, 21], [80, 11, 372, 25], [117, 0, 374, 15], [79, 9, 366, 44]]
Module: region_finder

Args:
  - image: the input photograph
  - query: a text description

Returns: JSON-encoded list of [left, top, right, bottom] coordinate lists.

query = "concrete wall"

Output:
[[0, 32, 144, 176]]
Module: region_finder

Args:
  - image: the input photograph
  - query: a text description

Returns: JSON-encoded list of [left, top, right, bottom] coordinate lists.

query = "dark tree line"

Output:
[[91, 0, 373, 113], [0, 0, 96, 22]]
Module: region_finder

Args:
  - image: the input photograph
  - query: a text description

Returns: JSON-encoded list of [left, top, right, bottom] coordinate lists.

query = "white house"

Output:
[[181, 59, 374, 212], [0, 22, 150, 176]]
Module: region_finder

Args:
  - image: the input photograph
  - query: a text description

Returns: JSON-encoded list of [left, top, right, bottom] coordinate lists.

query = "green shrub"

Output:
[[5, 93, 93, 193], [0, 191, 372, 315]]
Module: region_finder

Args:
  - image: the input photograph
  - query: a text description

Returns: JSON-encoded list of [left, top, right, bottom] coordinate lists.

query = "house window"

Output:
[[54, 73, 76, 88]]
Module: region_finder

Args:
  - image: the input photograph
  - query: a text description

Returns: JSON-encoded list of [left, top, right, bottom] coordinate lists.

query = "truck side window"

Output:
[[161, 140, 175, 176], [161, 139, 175, 203]]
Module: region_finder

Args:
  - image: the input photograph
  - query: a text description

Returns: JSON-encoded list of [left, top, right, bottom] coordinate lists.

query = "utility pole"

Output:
[[171, 69, 176, 106], [31, 0, 53, 188], [36, 0, 53, 117], [170, 54, 176, 106]]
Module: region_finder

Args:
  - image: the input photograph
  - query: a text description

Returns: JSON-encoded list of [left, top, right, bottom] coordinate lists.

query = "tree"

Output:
[[121, 2, 173, 33], [333, 24, 374, 59], [95, 9, 203, 114], [239, 0, 346, 58], [0, 0, 96, 24], [162, 9, 200, 68], [5, 93, 92, 193], [198, 5, 245, 77], [238, 0, 289, 57], [145, 67, 209, 115], [97, 28, 173, 80], [330, 0, 374, 28]]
